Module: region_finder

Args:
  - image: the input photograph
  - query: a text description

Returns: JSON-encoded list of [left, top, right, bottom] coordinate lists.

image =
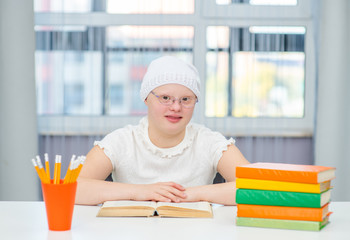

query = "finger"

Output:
[[167, 187, 187, 199], [163, 182, 186, 191], [153, 194, 172, 203], [157, 188, 185, 202], [158, 184, 187, 199]]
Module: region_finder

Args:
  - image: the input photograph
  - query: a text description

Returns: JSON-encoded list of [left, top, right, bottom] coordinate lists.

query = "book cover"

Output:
[[236, 189, 331, 208], [236, 214, 331, 231], [236, 178, 331, 193], [96, 200, 213, 218], [236, 203, 329, 221], [236, 162, 335, 184]]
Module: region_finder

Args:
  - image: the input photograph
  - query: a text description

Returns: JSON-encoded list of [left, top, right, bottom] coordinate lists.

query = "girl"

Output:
[[76, 56, 249, 205]]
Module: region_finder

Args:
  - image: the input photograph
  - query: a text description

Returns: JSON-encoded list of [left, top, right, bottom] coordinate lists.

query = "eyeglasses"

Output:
[[150, 91, 198, 108]]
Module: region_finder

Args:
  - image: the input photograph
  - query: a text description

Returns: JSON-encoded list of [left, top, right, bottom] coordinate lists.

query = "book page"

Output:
[[102, 200, 157, 209], [156, 201, 211, 212], [318, 169, 336, 183], [97, 200, 157, 217]]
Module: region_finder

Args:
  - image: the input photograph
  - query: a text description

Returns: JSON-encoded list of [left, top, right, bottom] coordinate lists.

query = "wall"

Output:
[[314, 0, 350, 201], [0, 0, 40, 200]]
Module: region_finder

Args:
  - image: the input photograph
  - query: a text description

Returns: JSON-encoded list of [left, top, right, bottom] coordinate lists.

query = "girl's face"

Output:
[[145, 84, 196, 137]]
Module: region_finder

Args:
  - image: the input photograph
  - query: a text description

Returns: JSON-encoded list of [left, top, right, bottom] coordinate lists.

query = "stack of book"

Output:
[[235, 162, 336, 231]]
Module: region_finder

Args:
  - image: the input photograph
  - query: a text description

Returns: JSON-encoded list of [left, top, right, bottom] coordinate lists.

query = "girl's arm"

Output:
[[76, 146, 187, 205], [183, 144, 249, 205]]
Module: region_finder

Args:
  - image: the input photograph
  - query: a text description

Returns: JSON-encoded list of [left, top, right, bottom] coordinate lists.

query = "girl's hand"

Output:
[[131, 182, 187, 203], [181, 186, 204, 202]]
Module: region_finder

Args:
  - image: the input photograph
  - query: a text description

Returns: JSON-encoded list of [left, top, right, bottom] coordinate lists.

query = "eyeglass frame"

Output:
[[150, 91, 198, 108]]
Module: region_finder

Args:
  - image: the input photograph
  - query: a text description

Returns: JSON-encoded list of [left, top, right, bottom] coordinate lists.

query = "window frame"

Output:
[[35, 0, 316, 136]]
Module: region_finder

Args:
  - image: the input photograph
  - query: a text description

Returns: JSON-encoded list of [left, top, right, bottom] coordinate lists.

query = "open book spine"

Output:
[[236, 189, 331, 208], [236, 214, 331, 231], [236, 203, 329, 221], [96, 201, 213, 218], [236, 162, 335, 184], [236, 178, 331, 193]]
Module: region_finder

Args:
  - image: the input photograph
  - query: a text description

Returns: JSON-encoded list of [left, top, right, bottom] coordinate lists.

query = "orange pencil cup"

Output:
[[41, 181, 77, 231]]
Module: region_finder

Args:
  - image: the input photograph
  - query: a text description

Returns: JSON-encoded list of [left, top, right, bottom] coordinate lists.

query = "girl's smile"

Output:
[[165, 114, 183, 123]]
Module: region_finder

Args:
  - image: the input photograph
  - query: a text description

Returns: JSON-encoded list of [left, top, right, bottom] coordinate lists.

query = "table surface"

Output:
[[0, 201, 349, 240]]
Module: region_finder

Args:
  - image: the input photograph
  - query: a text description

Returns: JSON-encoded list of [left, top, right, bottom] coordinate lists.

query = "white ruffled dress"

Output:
[[95, 117, 235, 187]]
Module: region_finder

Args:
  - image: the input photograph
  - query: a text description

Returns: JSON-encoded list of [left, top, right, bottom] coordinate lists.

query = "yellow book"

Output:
[[236, 178, 331, 193], [97, 201, 213, 218]]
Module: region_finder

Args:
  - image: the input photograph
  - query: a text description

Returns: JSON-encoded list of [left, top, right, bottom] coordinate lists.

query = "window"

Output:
[[216, 0, 298, 5], [206, 26, 305, 118], [106, 26, 193, 115], [34, 0, 194, 13], [35, 0, 316, 136]]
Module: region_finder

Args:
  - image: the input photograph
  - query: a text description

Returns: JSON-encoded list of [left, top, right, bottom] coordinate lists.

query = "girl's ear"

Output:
[[144, 97, 149, 106]]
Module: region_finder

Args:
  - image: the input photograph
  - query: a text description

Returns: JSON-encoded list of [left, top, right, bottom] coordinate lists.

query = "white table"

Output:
[[0, 201, 349, 240]]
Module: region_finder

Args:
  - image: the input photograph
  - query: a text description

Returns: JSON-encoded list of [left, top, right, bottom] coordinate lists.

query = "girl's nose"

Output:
[[169, 99, 182, 111]]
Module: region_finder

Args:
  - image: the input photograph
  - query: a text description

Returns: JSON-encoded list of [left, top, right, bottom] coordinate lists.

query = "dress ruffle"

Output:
[[135, 117, 195, 158]]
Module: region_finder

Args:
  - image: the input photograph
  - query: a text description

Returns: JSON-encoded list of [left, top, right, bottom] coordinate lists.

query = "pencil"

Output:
[[36, 157, 49, 183], [44, 153, 50, 181], [63, 155, 76, 184], [73, 156, 85, 182], [53, 155, 62, 184], [71, 156, 82, 183], [57, 155, 62, 184], [70, 157, 81, 183], [31, 159, 45, 183]]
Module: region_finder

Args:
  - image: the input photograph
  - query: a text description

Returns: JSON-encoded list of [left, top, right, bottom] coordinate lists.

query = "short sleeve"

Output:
[[213, 137, 235, 168], [194, 124, 235, 171], [94, 127, 131, 170]]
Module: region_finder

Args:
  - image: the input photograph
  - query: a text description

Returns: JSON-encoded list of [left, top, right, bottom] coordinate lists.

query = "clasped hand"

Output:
[[132, 182, 188, 203]]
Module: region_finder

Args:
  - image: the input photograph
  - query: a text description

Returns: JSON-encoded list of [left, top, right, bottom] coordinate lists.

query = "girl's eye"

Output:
[[182, 97, 190, 102], [161, 95, 171, 101]]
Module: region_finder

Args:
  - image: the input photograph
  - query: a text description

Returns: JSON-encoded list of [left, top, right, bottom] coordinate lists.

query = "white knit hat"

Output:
[[140, 56, 201, 101]]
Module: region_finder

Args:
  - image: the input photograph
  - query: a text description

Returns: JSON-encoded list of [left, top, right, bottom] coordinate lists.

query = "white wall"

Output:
[[315, 0, 350, 201], [0, 0, 40, 200]]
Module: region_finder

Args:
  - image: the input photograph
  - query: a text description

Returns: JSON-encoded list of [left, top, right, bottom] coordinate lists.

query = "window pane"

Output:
[[249, 0, 297, 5], [216, 0, 297, 5], [34, 0, 194, 13], [106, 26, 194, 116], [206, 52, 229, 117], [35, 26, 103, 115], [206, 26, 305, 118], [107, 0, 194, 14], [206, 26, 230, 117], [232, 52, 305, 117], [34, 0, 94, 12], [36, 51, 103, 115]]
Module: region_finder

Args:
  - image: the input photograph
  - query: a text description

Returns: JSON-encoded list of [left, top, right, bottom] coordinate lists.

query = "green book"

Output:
[[236, 189, 331, 208], [236, 216, 330, 231]]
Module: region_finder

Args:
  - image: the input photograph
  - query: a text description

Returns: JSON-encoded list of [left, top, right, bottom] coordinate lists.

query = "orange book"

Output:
[[237, 203, 330, 222], [236, 162, 335, 184]]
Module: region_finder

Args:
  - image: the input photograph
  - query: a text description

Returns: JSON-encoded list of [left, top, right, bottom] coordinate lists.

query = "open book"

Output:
[[97, 200, 213, 218]]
